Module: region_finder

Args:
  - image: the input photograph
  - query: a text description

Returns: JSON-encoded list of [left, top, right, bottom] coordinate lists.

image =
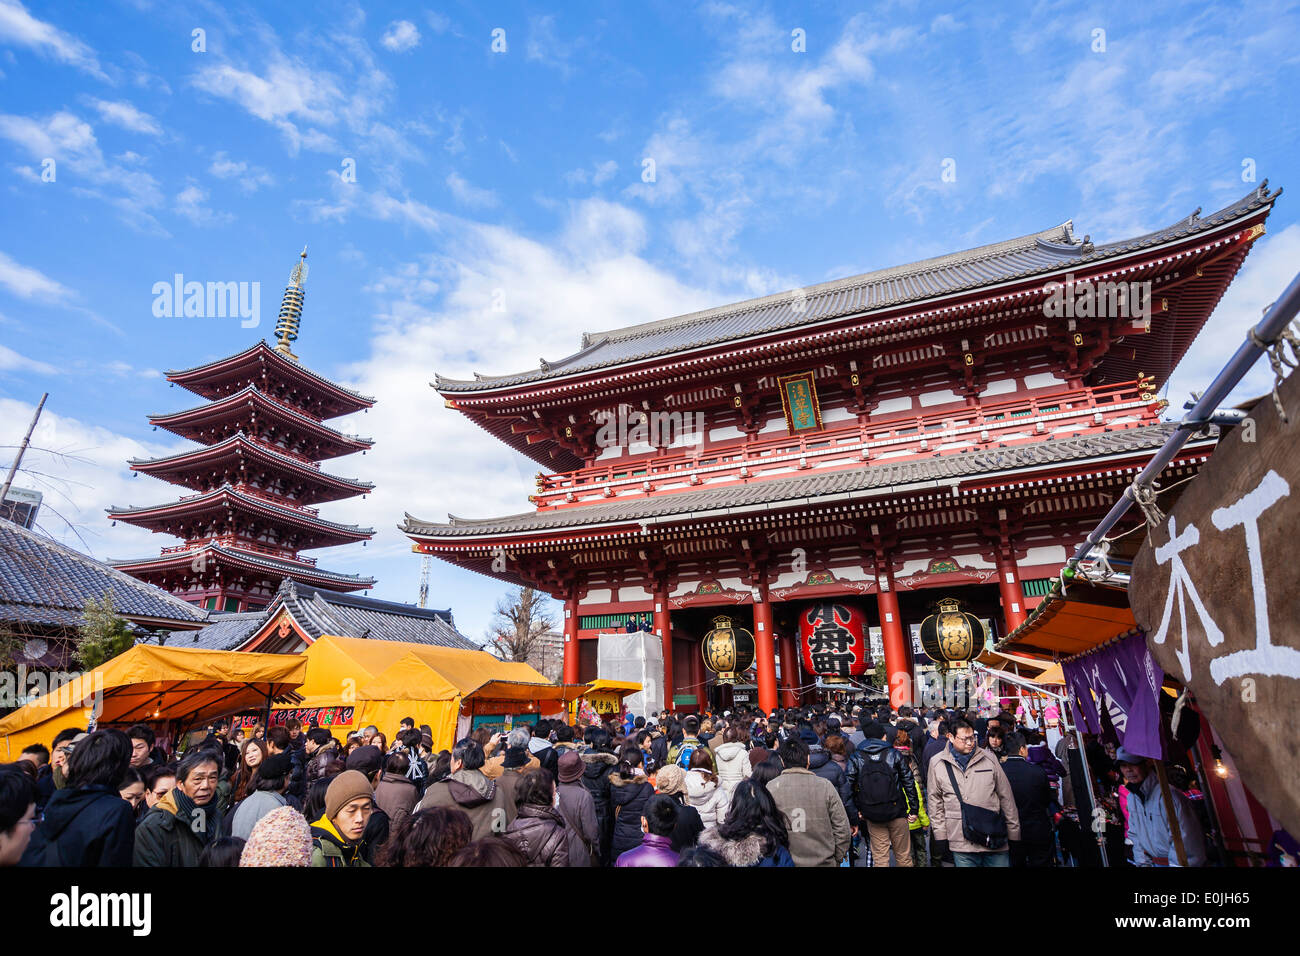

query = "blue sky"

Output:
[[1, 0, 1298, 643]]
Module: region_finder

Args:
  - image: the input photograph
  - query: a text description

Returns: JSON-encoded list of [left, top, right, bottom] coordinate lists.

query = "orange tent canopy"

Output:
[[0, 644, 306, 758], [996, 578, 1137, 661]]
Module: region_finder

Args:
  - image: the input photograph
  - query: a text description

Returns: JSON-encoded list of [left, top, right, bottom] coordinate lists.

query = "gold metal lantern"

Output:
[[918, 598, 987, 664], [701, 614, 756, 685]]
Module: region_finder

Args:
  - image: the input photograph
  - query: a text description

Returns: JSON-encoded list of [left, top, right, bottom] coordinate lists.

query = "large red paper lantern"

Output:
[[799, 601, 871, 683]]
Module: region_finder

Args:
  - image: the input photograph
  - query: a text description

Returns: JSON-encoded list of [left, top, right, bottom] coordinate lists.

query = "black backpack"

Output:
[[855, 750, 900, 823]]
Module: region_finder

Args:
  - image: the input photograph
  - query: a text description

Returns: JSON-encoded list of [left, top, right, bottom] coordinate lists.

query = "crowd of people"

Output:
[[0, 700, 1229, 868]]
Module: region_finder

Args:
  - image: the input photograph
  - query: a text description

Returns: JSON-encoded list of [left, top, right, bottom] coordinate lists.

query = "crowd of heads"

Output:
[[0, 696, 1082, 868]]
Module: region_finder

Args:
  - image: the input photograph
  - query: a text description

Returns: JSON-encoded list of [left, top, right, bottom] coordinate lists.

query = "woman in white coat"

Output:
[[711, 726, 752, 798], [685, 748, 730, 829]]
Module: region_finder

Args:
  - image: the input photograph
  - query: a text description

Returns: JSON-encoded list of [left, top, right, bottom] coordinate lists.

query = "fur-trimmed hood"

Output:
[[699, 828, 770, 867], [580, 751, 618, 766], [609, 770, 652, 789]]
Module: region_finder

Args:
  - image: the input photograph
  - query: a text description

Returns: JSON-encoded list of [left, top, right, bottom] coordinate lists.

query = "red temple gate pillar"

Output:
[[692, 639, 708, 713], [654, 593, 673, 713], [875, 569, 914, 709], [562, 595, 580, 686], [997, 553, 1028, 636], [753, 593, 779, 715], [778, 630, 800, 709]]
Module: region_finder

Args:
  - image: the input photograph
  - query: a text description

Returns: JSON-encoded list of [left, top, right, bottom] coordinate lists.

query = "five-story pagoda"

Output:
[[110, 250, 377, 612]]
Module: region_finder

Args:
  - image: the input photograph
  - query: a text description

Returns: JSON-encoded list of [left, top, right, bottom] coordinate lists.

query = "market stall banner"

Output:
[[1061, 631, 1165, 759], [237, 707, 354, 730], [1131, 367, 1300, 836]]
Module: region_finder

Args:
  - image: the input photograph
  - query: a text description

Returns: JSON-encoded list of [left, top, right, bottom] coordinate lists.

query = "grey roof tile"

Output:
[[405, 423, 1194, 538], [437, 186, 1278, 393], [0, 518, 208, 629], [159, 579, 479, 651]]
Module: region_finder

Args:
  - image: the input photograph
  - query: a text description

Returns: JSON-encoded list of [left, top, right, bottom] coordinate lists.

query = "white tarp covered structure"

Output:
[[597, 632, 663, 718]]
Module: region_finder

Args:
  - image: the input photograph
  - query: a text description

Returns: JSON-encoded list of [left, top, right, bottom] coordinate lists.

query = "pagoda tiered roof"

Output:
[[128, 432, 374, 505], [167, 340, 375, 418], [110, 543, 376, 592], [437, 186, 1278, 396], [112, 250, 377, 609], [149, 385, 374, 460], [109, 484, 375, 551]]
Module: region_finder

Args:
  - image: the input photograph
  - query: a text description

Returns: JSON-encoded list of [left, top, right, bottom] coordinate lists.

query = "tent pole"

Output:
[[1153, 759, 1189, 867], [1072, 718, 1110, 867]]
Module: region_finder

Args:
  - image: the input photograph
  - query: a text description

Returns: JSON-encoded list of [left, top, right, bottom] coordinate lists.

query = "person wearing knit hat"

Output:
[[310, 770, 373, 867], [653, 764, 704, 852], [241, 806, 312, 867], [555, 750, 599, 867]]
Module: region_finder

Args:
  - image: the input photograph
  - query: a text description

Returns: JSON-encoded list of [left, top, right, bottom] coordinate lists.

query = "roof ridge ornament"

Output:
[[274, 246, 308, 362], [1080, 234, 1094, 255]]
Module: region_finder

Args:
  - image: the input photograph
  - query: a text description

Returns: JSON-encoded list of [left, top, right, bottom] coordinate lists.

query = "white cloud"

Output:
[[381, 20, 420, 53], [0, 250, 74, 300], [425, 11, 453, 34], [86, 97, 162, 136], [0, 397, 182, 555], [191, 58, 341, 155], [318, 199, 723, 636], [525, 15, 574, 76], [174, 183, 234, 226], [0, 343, 55, 374], [445, 171, 499, 209], [0, 0, 107, 81], [0, 110, 166, 232], [209, 150, 275, 193]]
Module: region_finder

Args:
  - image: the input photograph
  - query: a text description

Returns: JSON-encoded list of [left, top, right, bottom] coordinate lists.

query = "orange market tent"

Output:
[[0, 644, 306, 759], [568, 679, 642, 720], [995, 577, 1137, 661], [283, 635, 587, 751]]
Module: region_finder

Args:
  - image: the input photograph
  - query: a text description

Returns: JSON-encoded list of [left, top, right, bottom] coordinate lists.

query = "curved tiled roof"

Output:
[[128, 432, 374, 498], [168, 340, 376, 407], [405, 422, 1206, 539], [0, 518, 208, 628], [164, 579, 477, 651], [107, 484, 375, 539], [436, 185, 1279, 393], [110, 543, 376, 589], [149, 384, 374, 448]]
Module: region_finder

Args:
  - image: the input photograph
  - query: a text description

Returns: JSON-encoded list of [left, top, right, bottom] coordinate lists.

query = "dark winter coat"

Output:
[[304, 742, 339, 790], [662, 791, 704, 852], [556, 780, 600, 867], [503, 803, 571, 867], [609, 773, 655, 859], [418, 768, 514, 841], [698, 828, 795, 867], [809, 746, 853, 812], [1001, 756, 1054, 845], [579, 750, 618, 864], [133, 790, 224, 867], [373, 771, 420, 828], [845, 737, 918, 826], [285, 737, 307, 800], [19, 785, 135, 867], [920, 733, 947, 787]]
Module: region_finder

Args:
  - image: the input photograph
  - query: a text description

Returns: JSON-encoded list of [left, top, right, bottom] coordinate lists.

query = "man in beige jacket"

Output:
[[926, 716, 1020, 867], [768, 736, 852, 867]]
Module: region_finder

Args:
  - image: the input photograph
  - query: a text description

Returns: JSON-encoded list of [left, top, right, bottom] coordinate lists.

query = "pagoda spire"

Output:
[[274, 245, 308, 361]]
